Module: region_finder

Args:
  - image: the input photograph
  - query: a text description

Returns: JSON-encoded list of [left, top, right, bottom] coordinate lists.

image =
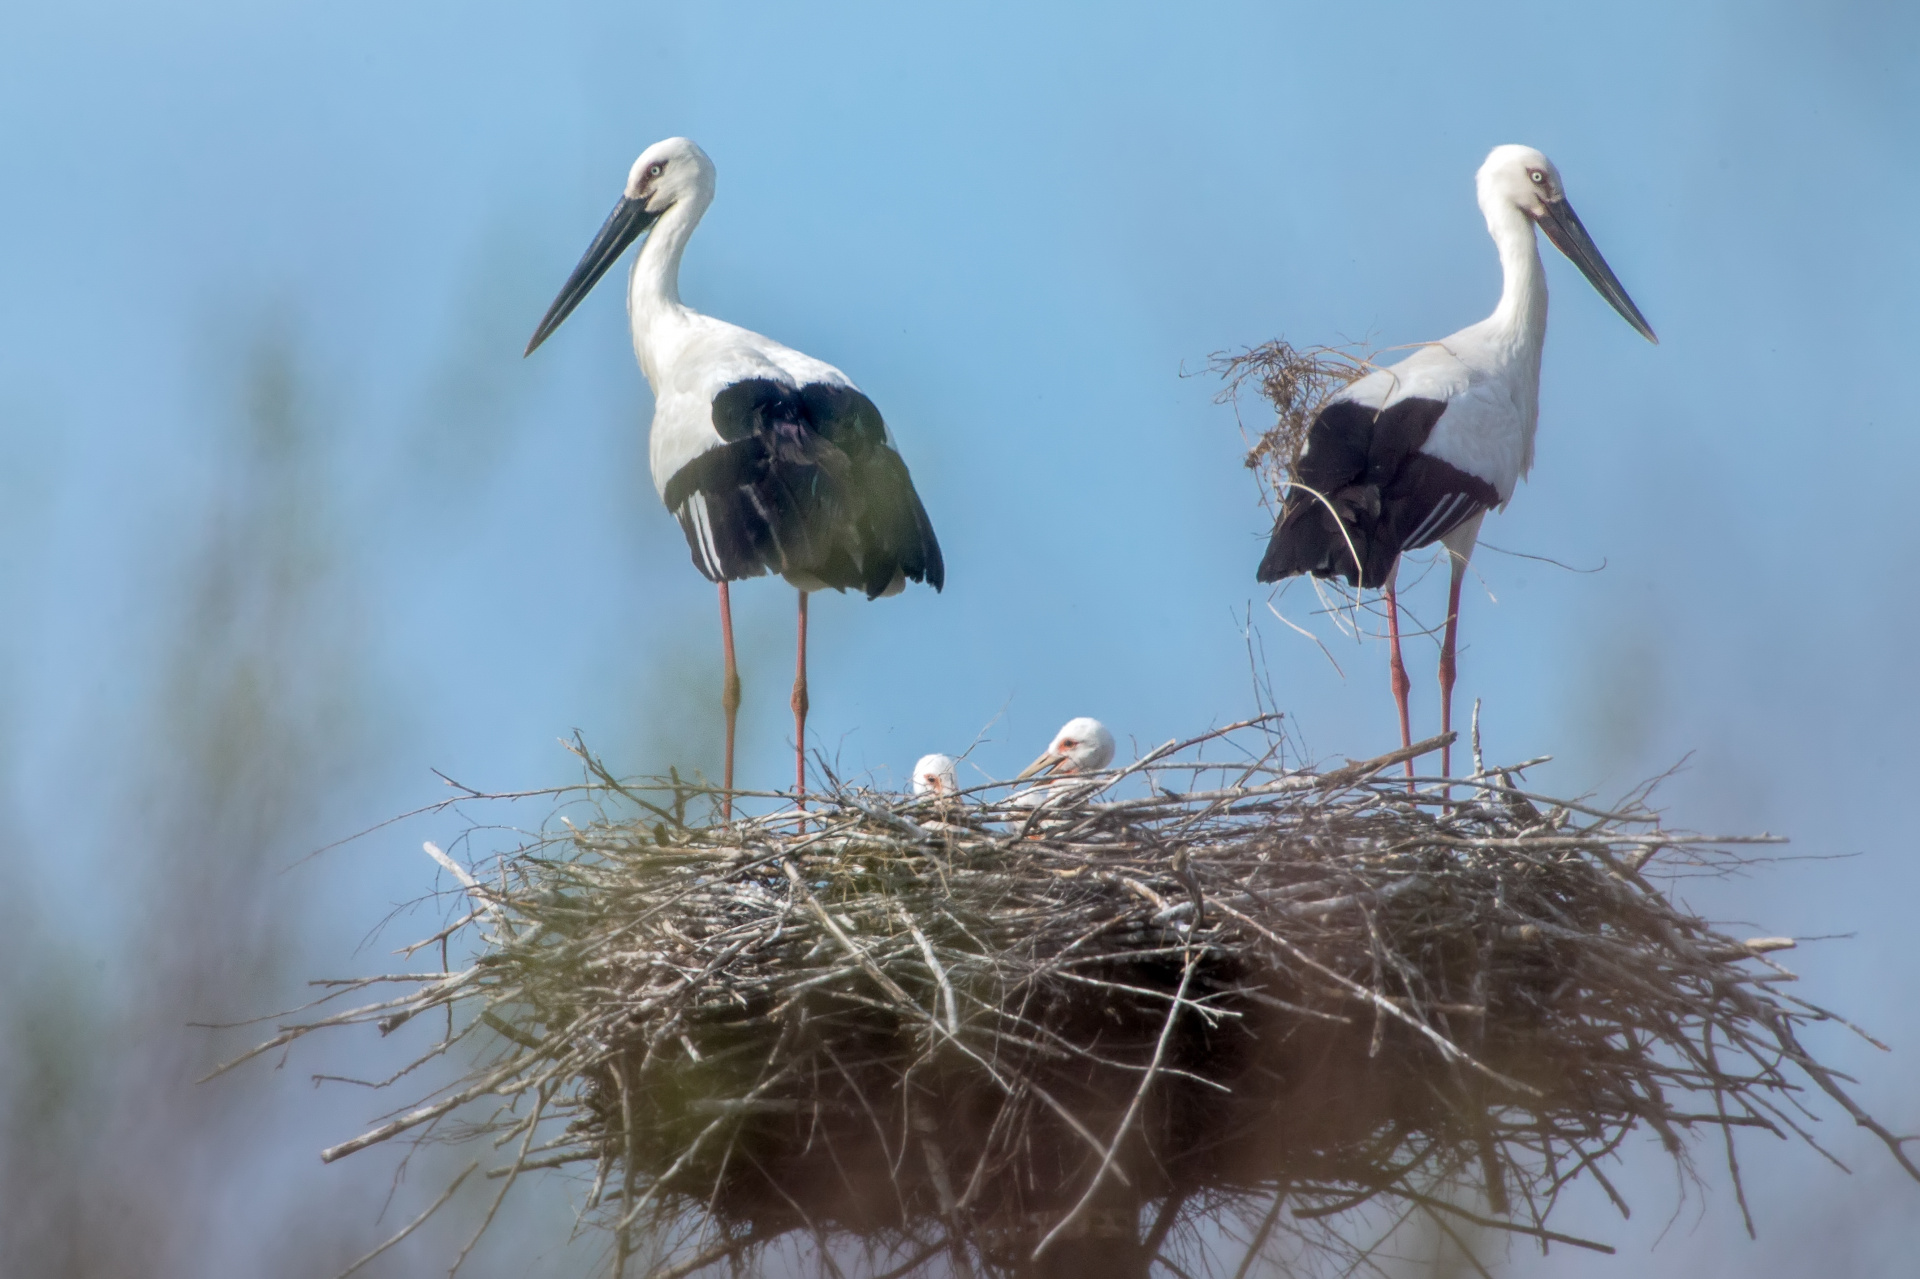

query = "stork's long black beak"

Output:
[[524, 194, 662, 356], [1537, 198, 1658, 344]]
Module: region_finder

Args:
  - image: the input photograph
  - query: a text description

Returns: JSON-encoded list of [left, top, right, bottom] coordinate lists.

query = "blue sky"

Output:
[[1, 2, 1917, 1275]]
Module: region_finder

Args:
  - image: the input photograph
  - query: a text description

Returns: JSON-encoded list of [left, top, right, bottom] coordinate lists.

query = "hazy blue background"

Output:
[[1, 1, 1915, 1275]]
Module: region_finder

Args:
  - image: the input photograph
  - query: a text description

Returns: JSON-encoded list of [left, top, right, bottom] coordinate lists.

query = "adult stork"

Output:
[[1257, 144, 1655, 779], [525, 138, 944, 807]]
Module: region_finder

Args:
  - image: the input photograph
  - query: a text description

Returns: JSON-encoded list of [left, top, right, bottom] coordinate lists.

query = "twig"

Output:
[[335, 1161, 478, 1279], [1229, 1187, 1289, 1279], [1033, 950, 1197, 1261]]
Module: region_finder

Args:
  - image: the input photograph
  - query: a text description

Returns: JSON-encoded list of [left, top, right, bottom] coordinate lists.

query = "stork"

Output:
[[911, 753, 958, 797], [1257, 145, 1654, 779], [526, 139, 944, 811], [1017, 718, 1116, 788]]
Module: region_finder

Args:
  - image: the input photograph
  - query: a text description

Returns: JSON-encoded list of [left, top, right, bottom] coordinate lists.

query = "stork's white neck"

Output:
[[1481, 198, 1548, 360], [1457, 193, 1549, 481], [626, 191, 710, 380]]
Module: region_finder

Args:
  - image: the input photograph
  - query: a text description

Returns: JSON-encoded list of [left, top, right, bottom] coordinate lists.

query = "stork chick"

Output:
[[911, 753, 959, 797], [1017, 718, 1116, 785]]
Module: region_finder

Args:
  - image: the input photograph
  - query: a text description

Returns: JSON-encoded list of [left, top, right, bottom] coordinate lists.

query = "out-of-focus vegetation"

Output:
[[0, 315, 644, 1277], [0, 324, 377, 1274]]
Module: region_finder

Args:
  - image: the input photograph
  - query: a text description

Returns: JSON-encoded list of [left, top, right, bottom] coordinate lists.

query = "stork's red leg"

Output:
[[792, 590, 810, 809], [1439, 553, 1468, 784], [718, 581, 741, 823], [1385, 578, 1414, 790]]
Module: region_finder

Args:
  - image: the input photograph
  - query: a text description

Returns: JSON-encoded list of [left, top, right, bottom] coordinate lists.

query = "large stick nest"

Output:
[[240, 721, 1917, 1278]]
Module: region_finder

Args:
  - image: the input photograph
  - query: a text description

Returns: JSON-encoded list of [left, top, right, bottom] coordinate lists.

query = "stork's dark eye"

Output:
[[1528, 170, 1545, 184], [649, 163, 664, 178]]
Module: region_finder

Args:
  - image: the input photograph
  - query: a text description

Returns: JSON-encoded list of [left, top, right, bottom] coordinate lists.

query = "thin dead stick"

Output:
[[1213, 900, 1537, 1097], [782, 860, 914, 1005], [903, 915, 960, 1035], [1395, 1190, 1616, 1254], [322, 1056, 531, 1162], [1092, 715, 1284, 795], [1762, 1013, 1920, 1179], [1303, 732, 1456, 792], [1420, 1204, 1497, 1279], [1267, 598, 1348, 678], [424, 841, 494, 915], [449, 1087, 550, 1275], [614, 1059, 639, 1279], [1032, 950, 1197, 1261], [335, 1160, 478, 1279], [1142, 1191, 1187, 1264], [1229, 1186, 1289, 1279], [913, 1102, 978, 1279], [639, 1228, 773, 1279], [205, 975, 480, 1079], [611, 1069, 798, 1234], [866, 1240, 952, 1279]]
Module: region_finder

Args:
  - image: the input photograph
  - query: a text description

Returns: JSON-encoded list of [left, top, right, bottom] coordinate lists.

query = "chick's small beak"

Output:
[[1017, 751, 1065, 782]]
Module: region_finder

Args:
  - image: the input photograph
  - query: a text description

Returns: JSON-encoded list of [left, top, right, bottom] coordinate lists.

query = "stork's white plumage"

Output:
[[1258, 144, 1655, 779], [1017, 717, 1117, 780], [526, 139, 944, 810], [1011, 717, 1117, 810], [911, 753, 958, 797]]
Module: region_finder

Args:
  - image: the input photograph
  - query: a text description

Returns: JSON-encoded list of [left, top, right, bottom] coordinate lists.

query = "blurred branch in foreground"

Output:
[[0, 321, 385, 1278]]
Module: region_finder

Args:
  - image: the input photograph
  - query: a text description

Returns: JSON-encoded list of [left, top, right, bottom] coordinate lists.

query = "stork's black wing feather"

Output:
[[663, 378, 943, 597], [799, 384, 944, 596], [1257, 396, 1497, 589]]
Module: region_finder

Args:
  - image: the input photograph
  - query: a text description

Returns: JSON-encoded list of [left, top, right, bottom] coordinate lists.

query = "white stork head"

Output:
[[526, 137, 717, 356], [911, 753, 959, 797], [1478, 144, 1567, 218], [625, 137, 716, 217], [1476, 144, 1657, 344], [1017, 717, 1116, 781]]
